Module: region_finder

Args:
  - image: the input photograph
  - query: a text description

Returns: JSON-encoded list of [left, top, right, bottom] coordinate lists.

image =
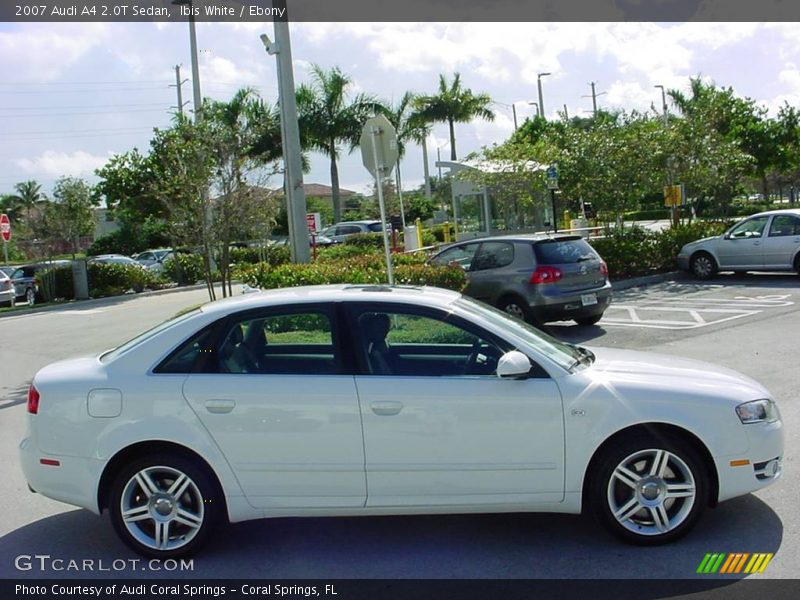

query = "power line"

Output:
[[0, 80, 173, 86], [0, 102, 170, 110], [0, 108, 170, 118]]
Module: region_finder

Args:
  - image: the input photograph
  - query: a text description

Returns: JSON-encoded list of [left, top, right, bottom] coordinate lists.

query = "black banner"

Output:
[[4, 579, 800, 600], [2, 0, 800, 23]]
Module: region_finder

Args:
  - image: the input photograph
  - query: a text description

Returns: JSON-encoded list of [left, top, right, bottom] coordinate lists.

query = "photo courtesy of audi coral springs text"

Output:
[[20, 285, 783, 557]]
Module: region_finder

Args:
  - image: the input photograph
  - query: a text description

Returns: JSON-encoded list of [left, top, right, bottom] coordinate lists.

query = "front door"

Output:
[[182, 306, 366, 509], [716, 215, 769, 269], [348, 304, 565, 507]]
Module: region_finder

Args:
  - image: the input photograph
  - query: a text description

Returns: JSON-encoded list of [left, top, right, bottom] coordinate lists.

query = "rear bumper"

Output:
[[530, 284, 613, 323], [19, 436, 103, 514]]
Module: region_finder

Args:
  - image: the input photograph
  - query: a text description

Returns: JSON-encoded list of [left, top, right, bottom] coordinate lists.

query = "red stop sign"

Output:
[[0, 213, 10, 242]]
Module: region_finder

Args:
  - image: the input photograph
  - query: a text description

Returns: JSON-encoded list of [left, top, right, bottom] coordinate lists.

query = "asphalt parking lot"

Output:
[[0, 274, 798, 581]]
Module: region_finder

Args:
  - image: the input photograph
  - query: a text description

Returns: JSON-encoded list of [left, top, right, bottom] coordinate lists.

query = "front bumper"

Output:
[[677, 254, 691, 271], [716, 419, 784, 502]]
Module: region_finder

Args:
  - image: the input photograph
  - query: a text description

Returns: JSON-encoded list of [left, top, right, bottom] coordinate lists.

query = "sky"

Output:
[[2, 21, 800, 203]]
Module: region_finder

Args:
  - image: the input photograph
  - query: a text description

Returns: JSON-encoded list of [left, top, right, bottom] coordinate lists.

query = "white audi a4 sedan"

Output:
[[20, 285, 783, 557]]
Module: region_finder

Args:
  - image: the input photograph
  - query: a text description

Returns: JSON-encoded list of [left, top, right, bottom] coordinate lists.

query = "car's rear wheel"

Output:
[[794, 253, 800, 275], [25, 287, 35, 306], [690, 252, 717, 280], [575, 313, 603, 326], [109, 455, 221, 558], [498, 296, 532, 323], [589, 435, 708, 545]]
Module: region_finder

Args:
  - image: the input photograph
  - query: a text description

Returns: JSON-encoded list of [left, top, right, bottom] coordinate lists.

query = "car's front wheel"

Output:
[[589, 435, 708, 545], [690, 252, 717, 280], [109, 455, 221, 558], [25, 287, 35, 306]]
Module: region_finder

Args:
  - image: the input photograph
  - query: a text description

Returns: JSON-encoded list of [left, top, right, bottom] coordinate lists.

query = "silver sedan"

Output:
[[678, 208, 800, 278]]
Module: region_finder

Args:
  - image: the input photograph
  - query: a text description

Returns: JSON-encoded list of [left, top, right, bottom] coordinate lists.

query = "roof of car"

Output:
[[200, 284, 461, 316], [750, 208, 800, 218], [438, 233, 582, 248]]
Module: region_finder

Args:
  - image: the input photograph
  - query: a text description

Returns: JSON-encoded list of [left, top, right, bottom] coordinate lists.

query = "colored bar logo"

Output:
[[696, 553, 773, 574]]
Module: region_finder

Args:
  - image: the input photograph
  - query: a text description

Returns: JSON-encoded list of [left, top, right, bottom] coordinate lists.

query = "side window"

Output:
[[340, 225, 361, 235], [472, 242, 514, 271], [354, 308, 505, 377], [430, 243, 480, 270], [729, 216, 769, 239], [768, 215, 800, 237], [11, 269, 23, 279], [216, 311, 337, 375], [155, 326, 216, 374], [367, 223, 383, 232]]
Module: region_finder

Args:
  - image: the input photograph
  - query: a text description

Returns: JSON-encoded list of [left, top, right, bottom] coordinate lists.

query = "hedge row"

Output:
[[234, 252, 465, 292], [37, 263, 161, 301], [589, 221, 728, 279]]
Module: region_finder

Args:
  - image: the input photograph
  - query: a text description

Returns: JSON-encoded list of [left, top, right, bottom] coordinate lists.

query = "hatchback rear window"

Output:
[[367, 223, 383, 232], [534, 239, 598, 264]]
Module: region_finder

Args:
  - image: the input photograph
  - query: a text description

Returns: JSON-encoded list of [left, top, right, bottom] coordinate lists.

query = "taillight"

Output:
[[600, 261, 609, 276], [27, 385, 40, 414], [530, 266, 563, 284]]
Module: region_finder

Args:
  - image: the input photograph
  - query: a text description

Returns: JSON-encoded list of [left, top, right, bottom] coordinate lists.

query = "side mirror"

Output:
[[497, 350, 532, 379]]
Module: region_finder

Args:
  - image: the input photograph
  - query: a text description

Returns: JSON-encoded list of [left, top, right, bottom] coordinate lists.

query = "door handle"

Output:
[[205, 399, 235, 414], [371, 401, 403, 416], [753, 241, 760, 246]]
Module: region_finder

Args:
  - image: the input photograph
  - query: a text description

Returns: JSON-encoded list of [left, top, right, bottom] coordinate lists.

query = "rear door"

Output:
[[763, 214, 800, 268], [181, 304, 366, 509], [468, 241, 516, 304]]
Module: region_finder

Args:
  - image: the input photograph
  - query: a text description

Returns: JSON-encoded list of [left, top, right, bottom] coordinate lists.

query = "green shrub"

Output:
[[88, 263, 157, 298], [316, 244, 381, 262], [344, 232, 385, 248], [163, 253, 205, 285], [37, 266, 75, 302], [229, 245, 290, 267], [623, 209, 671, 221], [87, 219, 170, 256], [235, 254, 466, 292]]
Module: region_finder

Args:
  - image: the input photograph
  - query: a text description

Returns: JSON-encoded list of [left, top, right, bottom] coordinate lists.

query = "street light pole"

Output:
[[261, 2, 310, 263], [654, 84, 668, 124], [512, 103, 518, 130], [537, 72, 551, 119], [528, 101, 538, 118]]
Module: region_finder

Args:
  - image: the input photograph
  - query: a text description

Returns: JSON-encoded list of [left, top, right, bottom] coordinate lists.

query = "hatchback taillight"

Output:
[[27, 385, 40, 414], [530, 266, 563, 284], [600, 261, 609, 276]]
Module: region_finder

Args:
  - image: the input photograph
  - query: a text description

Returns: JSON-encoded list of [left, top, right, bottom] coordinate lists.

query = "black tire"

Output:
[[109, 454, 221, 558], [575, 313, 603, 326], [498, 296, 533, 323], [25, 287, 35, 306], [690, 252, 717, 280], [588, 434, 708, 545], [794, 253, 800, 276]]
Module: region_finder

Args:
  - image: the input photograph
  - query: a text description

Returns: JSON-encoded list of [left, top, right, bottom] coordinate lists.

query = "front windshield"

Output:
[[100, 308, 201, 363], [454, 296, 591, 372]]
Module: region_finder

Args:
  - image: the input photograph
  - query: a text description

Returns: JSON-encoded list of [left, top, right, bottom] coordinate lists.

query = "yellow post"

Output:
[[443, 221, 451, 243], [415, 218, 424, 248], [563, 210, 571, 231]]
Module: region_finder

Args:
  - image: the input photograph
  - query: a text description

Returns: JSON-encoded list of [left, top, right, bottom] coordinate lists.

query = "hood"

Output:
[[681, 235, 720, 249], [583, 346, 769, 403]]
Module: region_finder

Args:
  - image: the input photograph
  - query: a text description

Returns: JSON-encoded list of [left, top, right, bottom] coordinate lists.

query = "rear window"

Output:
[[367, 223, 383, 232], [534, 239, 598, 264]]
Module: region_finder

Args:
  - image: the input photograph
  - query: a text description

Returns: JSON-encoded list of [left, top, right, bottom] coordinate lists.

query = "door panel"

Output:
[[764, 215, 800, 268], [355, 376, 565, 506], [716, 216, 768, 268]]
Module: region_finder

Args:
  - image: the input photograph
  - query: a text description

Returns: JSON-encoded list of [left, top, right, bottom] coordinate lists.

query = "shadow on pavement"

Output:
[[0, 494, 781, 587], [0, 383, 29, 411]]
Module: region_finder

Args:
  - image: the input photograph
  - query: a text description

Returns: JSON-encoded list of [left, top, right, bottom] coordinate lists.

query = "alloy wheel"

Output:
[[119, 465, 205, 551], [691, 255, 714, 279]]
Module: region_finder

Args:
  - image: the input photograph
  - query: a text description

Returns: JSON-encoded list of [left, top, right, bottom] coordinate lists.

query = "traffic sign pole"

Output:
[[371, 126, 395, 285], [2, 241, 7, 266], [1, 213, 11, 265]]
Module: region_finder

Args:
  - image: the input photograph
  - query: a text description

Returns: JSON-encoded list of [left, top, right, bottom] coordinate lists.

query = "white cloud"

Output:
[[14, 151, 112, 179]]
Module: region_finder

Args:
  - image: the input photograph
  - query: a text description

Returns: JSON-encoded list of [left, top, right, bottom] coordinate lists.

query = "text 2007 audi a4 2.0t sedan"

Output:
[[20, 285, 783, 557]]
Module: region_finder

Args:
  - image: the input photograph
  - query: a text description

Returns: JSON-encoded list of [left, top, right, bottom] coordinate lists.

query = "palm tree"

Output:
[[297, 65, 386, 222], [384, 92, 432, 225], [8, 180, 44, 223], [414, 73, 495, 160]]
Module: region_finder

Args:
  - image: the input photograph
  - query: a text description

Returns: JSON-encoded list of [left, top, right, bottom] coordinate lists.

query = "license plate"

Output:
[[581, 293, 598, 306]]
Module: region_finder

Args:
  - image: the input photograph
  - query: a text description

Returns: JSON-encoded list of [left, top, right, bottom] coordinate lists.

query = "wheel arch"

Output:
[[97, 440, 229, 520], [690, 248, 719, 269], [581, 422, 719, 511]]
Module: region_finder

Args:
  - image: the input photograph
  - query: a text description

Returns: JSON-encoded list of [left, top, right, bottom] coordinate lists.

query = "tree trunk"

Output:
[[421, 138, 432, 199], [448, 118, 457, 160], [330, 146, 341, 223], [761, 172, 769, 203]]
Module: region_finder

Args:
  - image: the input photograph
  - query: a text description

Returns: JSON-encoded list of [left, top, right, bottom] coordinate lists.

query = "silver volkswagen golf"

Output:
[[678, 209, 800, 279], [430, 234, 612, 326]]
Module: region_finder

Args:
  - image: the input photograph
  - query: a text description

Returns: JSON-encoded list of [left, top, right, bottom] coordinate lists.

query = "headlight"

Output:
[[736, 399, 780, 424]]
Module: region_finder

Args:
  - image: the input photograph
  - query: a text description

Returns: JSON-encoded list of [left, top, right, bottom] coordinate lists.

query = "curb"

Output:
[[0, 282, 221, 319], [611, 271, 683, 291]]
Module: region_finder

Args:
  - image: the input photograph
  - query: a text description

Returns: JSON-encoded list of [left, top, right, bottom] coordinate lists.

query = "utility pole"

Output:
[[583, 82, 606, 116], [563, 104, 569, 119], [422, 137, 432, 200], [512, 103, 518, 130], [654, 84, 668, 124], [170, 65, 189, 116], [261, 0, 310, 263], [437, 146, 443, 183]]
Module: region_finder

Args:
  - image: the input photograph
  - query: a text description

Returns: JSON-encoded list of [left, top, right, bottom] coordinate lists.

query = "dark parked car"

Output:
[[10, 261, 72, 306], [430, 234, 611, 326]]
